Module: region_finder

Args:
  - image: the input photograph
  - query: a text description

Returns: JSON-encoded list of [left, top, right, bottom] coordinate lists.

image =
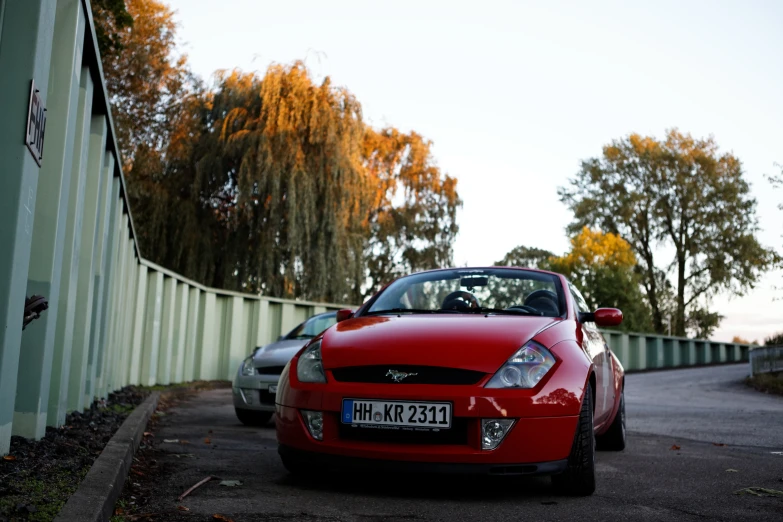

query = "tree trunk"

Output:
[[642, 261, 664, 333], [675, 251, 687, 336]]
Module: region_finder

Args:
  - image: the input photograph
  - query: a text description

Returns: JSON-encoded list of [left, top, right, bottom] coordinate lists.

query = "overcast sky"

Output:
[[164, 0, 783, 342]]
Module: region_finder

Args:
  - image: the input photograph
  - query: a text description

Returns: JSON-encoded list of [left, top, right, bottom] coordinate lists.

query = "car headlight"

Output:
[[296, 340, 326, 383], [485, 341, 556, 388], [241, 356, 255, 376]]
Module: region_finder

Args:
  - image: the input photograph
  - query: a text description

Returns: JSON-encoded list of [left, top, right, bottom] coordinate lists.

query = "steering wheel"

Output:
[[523, 289, 560, 315], [441, 291, 479, 310]]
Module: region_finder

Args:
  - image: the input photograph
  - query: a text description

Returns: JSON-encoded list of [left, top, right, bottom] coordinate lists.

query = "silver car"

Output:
[[232, 311, 338, 426]]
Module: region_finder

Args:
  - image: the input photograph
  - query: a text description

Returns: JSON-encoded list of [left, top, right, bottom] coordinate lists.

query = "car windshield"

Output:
[[285, 313, 338, 340], [365, 268, 564, 317]]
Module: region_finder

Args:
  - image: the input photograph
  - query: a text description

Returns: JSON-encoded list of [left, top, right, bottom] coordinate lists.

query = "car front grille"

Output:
[[330, 365, 485, 385], [257, 365, 285, 375], [337, 417, 470, 445]]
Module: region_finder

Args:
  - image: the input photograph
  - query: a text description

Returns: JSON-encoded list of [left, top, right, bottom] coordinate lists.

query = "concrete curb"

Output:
[[54, 391, 161, 522]]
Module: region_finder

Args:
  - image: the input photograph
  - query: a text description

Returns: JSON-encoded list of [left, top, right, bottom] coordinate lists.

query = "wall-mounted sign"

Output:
[[25, 79, 46, 167]]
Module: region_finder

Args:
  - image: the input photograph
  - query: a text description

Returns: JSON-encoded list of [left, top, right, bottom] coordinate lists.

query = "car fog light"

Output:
[[240, 388, 254, 405], [301, 410, 324, 441], [481, 418, 515, 450]]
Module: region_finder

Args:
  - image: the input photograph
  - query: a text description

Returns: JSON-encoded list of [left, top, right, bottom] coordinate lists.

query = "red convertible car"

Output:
[[275, 267, 625, 495]]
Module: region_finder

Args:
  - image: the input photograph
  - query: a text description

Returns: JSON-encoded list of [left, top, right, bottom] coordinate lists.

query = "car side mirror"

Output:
[[336, 309, 354, 323], [580, 308, 623, 327]]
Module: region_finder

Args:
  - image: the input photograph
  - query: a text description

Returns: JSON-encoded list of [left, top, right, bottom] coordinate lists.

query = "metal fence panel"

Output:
[[749, 346, 783, 376]]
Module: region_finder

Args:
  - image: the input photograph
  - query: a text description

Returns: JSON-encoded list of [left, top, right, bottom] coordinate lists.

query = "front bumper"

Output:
[[232, 373, 280, 412], [279, 444, 568, 476], [276, 404, 578, 465]]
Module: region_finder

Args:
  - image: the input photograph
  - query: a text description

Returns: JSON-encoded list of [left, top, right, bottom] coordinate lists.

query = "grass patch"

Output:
[[103, 403, 135, 414], [745, 371, 783, 396], [0, 469, 88, 522]]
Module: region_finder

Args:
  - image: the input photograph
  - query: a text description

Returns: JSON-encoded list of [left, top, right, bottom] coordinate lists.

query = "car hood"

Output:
[[321, 315, 560, 373], [252, 339, 307, 367]]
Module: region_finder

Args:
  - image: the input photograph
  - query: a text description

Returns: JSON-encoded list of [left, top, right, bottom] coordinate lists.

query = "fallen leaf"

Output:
[[163, 439, 179, 443], [670, 445, 681, 451], [177, 505, 190, 512], [173, 453, 195, 458], [143, 432, 153, 437], [179, 440, 190, 445], [204, 438, 211, 444], [2, 455, 16, 461], [219, 480, 243, 487], [726, 469, 739, 472], [734, 487, 783, 497], [115, 508, 124, 515], [712, 443, 726, 447], [213, 515, 235, 522]]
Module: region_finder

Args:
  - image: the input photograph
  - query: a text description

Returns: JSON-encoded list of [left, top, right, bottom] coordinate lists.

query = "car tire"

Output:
[[596, 389, 626, 451], [234, 408, 273, 427], [552, 382, 596, 496]]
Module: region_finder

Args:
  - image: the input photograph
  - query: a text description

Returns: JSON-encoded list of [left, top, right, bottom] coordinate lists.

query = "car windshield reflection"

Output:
[[364, 268, 565, 318]]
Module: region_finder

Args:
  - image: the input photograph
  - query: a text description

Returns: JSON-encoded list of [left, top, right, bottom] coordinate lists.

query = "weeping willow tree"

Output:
[[97, 10, 463, 303], [212, 63, 372, 301]]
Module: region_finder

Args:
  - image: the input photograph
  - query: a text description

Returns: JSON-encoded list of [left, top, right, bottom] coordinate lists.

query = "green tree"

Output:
[[495, 246, 555, 269], [495, 229, 654, 332], [559, 129, 778, 336], [765, 332, 783, 346], [546, 227, 653, 332], [362, 128, 461, 298], [91, 0, 133, 60], [684, 307, 724, 339]]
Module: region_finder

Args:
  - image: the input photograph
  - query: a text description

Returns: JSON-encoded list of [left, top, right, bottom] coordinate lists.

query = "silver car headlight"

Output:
[[485, 341, 556, 388], [296, 340, 326, 383], [241, 356, 255, 376]]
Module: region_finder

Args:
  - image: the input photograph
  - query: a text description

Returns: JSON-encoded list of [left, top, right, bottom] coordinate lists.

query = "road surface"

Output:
[[626, 363, 783, 448], [120, 364, 783, 521]]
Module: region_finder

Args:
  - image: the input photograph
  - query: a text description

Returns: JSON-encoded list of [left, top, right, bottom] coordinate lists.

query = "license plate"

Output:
[[341, 399, 451, 429], [268, 385, 278, 394]]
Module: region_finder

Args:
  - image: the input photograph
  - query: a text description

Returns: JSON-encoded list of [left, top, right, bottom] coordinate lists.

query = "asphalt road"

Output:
[[626, 363, 783, 448], [125, 364, 783, 521]]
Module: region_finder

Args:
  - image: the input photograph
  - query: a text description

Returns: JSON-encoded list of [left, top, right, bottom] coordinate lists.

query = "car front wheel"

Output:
[[235, 408, 273, 427], [552, 382, 596, 496]]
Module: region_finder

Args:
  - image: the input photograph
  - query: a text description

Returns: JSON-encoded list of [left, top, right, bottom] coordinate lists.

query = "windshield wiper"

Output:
[[480, 307, 542, 316], [365, 308, 458, 315], [292, 334, 316, 339]]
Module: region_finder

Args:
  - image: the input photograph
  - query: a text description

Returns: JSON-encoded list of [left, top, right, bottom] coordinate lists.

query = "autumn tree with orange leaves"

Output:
[[92, 2, 461, 303], [559, 130, 778, 337], [497, 228, 654, 333]]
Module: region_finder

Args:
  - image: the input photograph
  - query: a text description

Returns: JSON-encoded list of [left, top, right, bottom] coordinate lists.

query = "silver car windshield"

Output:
[[284, 313, 338, 340]]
